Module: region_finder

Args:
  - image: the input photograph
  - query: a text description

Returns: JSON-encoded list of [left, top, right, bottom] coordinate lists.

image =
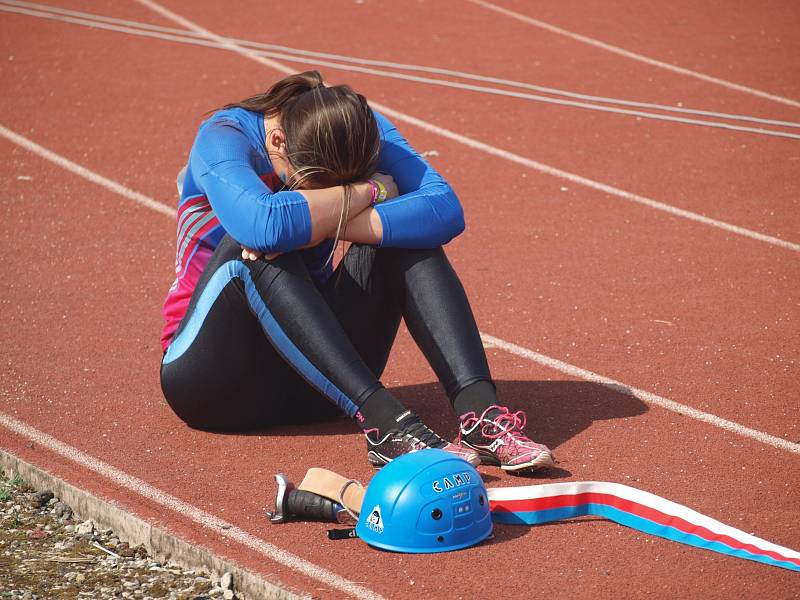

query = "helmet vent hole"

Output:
[[479, 494, 485, 506], [431, 508, 443, 520], [437, 535, 444, 543]]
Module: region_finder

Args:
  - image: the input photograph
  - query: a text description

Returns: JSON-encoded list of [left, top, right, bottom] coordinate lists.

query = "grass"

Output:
[[0, 474, 25, 502]]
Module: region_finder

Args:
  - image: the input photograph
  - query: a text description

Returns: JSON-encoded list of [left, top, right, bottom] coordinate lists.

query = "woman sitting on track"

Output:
[[159, 70, 554, 472]]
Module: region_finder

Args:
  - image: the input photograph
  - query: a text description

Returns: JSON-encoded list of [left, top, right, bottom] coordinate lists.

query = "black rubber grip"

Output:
[[286, 489, 341, 521]]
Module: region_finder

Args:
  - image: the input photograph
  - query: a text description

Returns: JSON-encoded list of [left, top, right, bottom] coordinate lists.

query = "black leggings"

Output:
[[160, 235, 491, 431]]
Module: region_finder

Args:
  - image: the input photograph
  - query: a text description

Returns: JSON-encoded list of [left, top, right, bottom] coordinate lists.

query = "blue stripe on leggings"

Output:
[[162, 260, 359, 416], [492, 504, 800, 572]]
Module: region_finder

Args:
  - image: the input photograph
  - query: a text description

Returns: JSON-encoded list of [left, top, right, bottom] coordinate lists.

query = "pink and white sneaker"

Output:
[[459, 405, 555, 472]]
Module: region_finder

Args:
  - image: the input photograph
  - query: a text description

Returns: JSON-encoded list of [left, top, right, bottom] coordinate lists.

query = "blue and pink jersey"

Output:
[[161, 107, 464, 351]]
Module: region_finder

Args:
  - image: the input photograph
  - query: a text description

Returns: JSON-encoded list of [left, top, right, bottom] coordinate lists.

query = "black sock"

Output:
[[356, 387, 412, 434], [452, 379, 501, 419]]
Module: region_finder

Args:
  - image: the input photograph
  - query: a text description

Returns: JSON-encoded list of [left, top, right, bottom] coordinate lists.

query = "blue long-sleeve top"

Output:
[[161, 106, 464, 350], [191, 108, 464, 251]]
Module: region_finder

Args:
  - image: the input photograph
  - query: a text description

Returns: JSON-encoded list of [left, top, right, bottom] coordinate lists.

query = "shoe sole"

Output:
[[457, 452, 481, 467], [367, 449, 480, 468], [367, 450, 391, 468], [462, 442, 555, 472], [501, 451, 555, 472]]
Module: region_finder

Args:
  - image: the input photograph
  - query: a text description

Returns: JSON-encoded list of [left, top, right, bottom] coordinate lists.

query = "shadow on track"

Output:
[[243, 379, 648, 455]]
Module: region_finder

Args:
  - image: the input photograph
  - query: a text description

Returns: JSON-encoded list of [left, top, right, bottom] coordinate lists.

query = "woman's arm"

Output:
[[335, 207, 383, 244], [304, 183, 378, 245], [192, 119, 373, 253], [370, 112, 465, 248]]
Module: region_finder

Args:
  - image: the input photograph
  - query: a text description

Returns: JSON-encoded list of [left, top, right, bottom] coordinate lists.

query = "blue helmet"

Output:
[[355, 448, 492, 553]]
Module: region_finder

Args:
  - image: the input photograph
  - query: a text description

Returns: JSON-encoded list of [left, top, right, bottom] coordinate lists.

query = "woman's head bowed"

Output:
[[224, 71, 381, 190]]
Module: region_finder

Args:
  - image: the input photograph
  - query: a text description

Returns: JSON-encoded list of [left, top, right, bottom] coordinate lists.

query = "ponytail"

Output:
[[220, 70, 324, 115]]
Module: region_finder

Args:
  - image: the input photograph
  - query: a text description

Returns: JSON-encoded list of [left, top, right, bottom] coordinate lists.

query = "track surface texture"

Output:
[[1, 1, 798, 598]]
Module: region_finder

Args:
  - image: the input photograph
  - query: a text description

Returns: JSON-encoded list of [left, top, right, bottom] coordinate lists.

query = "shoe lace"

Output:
[[402, 420, 445, 449], [480, 405, 529, 442], [363, 427, 381, 442]]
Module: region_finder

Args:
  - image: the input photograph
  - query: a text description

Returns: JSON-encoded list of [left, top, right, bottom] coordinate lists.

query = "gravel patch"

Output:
[[0, 472, 240, 600]]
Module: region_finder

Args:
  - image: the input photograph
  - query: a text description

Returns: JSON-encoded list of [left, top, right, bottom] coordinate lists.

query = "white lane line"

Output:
[[6, 0, 800, 130], [369, 104, 800, 253], [4, 2, 798, 250], [132, 0, 294, 77], [466, 0, 800, 110], [0, 124, 174, 218], [3, 1, 800, 139], [129, 0, 797, 254], [2, 122, 796, 457], [480, 334, 800, 455], [0, 412, 385, 600]]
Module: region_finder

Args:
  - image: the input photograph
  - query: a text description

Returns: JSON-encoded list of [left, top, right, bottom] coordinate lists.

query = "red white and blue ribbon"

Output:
[[488, 481, 800, 572]]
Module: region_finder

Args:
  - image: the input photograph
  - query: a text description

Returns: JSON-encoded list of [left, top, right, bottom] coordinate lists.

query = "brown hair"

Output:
[[222, 71, 380, 266], [222, 70, 381, 189]]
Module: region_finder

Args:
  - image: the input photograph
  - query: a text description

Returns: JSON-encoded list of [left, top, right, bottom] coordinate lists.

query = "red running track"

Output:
[[1, 1, 798, 598]]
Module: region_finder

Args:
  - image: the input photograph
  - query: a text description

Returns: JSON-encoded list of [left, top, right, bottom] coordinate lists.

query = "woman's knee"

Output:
[[381, 245, 446, 266], [245, 250, 314, 294]]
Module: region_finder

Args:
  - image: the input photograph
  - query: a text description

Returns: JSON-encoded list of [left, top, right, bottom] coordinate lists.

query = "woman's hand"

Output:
[[241, 246, 281, 261], [369, 172, 399, 201]]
